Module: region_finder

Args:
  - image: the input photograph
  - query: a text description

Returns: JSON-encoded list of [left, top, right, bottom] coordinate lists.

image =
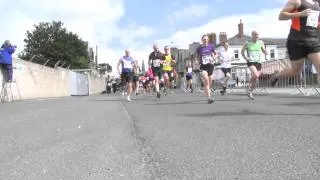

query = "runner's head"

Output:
[[164, 46, 170, 54], [153, 44, 159, 51], [201, 34, 209, 45], [125, 49, 130, 56], [222, 41, 229, 50], [251, 31, 259, 42]]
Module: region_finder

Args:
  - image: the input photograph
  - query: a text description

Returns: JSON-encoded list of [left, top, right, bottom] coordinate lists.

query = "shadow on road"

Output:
[[143, 98, 248, 106], [180, 109, 320, 117], [282, 102, 320, 106]]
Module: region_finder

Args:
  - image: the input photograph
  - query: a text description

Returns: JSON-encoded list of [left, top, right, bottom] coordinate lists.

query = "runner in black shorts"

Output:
[[149, 44, 164, 98], [217, 42, 232, 95], [196, 34, 217, 104], [133, 60, 141, 95], [117, 49, 135, 102], [185, 61, 194, 92], [241, 31, 267, 100], [271, 0, 320, 86]]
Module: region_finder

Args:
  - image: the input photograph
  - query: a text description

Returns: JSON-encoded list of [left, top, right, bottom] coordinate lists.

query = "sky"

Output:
[[0, 0, 290, 74]]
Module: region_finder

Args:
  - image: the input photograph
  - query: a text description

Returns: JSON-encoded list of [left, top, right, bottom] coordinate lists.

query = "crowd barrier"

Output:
[[212, 59, 319, 96]]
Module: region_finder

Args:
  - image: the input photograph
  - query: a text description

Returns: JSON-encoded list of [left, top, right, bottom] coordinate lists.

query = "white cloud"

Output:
[[0, 0, 154, 75]]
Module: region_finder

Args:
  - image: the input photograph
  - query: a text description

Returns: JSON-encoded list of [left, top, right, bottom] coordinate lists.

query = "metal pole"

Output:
[[43, 59, 50, 66], [29, 55, 37, 62], [303, 60, 307, 88], [54, 60, 61, 68], [95, 45, 98, 69]]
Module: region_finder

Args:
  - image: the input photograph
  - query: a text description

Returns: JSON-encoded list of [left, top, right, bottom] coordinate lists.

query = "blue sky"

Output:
[[0, 0, 289, 72]]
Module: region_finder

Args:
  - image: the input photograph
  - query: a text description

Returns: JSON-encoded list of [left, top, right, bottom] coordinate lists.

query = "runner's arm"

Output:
[[279, 0, 302, 20], [117, 59, 122, 75], [171, 55, 176, 63], [260, 41, 268, 55], [241, 43, 249, 62]]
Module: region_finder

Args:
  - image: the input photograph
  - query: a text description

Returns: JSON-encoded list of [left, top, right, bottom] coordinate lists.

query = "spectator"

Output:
[[0, 40, 16, 82]]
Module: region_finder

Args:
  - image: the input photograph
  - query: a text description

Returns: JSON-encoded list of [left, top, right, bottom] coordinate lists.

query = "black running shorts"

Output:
[[287, 39, 320, 60], [200, 64, 214, 76]]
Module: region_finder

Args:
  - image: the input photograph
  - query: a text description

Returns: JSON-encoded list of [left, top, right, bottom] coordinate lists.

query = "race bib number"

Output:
[[153, 59, 161, 67], [202, 55, 213, 64], [163, 61, 170, 66], [306, 10, 320, 28], [187, 67, 192, 73], [221, 60, 231, 67], [250, 51, 261, 62]]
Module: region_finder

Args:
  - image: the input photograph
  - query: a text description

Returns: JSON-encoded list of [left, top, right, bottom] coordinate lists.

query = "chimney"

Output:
[[219, 32, 227, 44], [208, 33, 217, 46], [238, 19, 244, 37]]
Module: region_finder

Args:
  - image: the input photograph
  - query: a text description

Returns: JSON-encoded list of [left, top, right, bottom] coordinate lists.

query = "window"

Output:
[[270, 49, 275, 59], [234, 50, 239, 59]]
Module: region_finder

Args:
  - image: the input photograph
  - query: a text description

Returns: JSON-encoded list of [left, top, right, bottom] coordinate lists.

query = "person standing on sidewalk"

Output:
[[271, 0, 320, 86]]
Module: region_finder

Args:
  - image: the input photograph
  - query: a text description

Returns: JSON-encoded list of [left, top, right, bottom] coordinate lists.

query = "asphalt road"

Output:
[[1, 90, 320, 180]]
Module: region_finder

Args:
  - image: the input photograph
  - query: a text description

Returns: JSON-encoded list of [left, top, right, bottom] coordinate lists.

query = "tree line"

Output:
[[18, 20, 111, 71]]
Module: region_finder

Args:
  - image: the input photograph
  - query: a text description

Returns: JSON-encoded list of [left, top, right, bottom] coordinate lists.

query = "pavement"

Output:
[[1, 90, 320, 180]]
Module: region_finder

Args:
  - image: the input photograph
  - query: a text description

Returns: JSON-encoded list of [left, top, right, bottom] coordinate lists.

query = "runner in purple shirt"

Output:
[[196, 34, 217, 104]]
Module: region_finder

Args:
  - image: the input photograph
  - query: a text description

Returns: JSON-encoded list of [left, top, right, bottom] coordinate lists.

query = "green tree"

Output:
[[19, 21, 89, 69]]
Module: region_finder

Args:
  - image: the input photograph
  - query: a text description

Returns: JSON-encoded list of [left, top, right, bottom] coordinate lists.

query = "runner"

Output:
[[241, 30, 268, 100], [117, 49, 135, 102], [196, 34, 217, 104], [145, 67, 155, 95], [217, 41, 232, 95], [162, 46, 176, 95], [148, 44, 164, 98], [185, 61, 194, 93], [133, 60, 141, 95], [270, 0, 320, 86]]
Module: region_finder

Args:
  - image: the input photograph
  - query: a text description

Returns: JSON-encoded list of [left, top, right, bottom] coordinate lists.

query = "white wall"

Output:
[[0, 58, 106, 101]]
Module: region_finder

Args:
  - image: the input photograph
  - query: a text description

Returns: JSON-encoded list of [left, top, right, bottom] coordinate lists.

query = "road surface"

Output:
[[1, 91, 320, 179]]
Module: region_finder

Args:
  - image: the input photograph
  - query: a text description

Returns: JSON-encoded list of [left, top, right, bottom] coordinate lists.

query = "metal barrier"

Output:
[[229, 59, 319, 96]]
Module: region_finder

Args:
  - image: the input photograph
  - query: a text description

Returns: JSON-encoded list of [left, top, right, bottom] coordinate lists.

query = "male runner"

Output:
[[117, 49, 135, 102], [271, 0, 320, 86], [217, 42, 232, 95], [241, 30, 268, 100], [148, 44, 164, 98], [196, 34, 217, 104], [133, 60, 141, 95], [185, 61, 194, 92], [162, 46, 176, 95]]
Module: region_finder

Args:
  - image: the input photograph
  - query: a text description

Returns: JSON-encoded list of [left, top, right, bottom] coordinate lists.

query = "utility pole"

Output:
[[95, 45, 98, 69]]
